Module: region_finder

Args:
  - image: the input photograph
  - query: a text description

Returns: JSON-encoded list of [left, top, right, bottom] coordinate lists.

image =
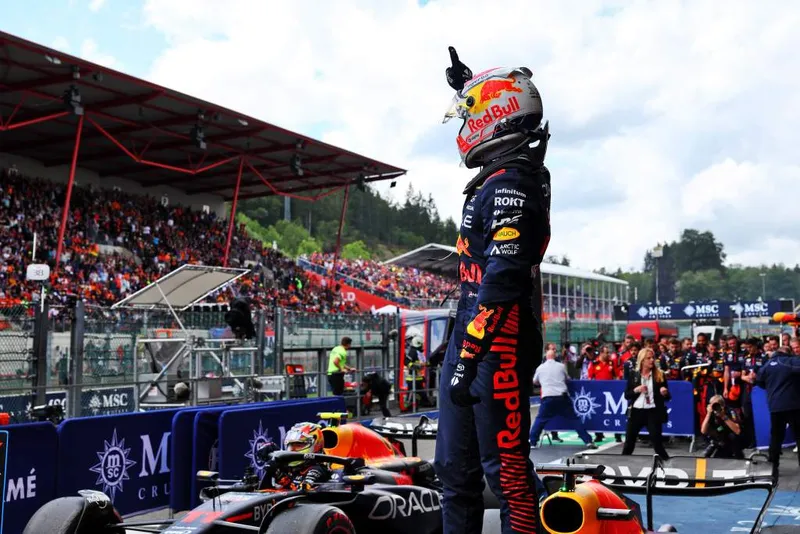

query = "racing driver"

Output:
[[269, 422, 332, 489], [435, 47, 551, 534]]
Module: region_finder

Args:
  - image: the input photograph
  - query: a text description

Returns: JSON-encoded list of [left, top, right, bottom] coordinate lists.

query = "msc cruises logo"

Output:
[[571, 386, 601, 423], [89, 428, 137, 501], [245, 420, 275, 478]]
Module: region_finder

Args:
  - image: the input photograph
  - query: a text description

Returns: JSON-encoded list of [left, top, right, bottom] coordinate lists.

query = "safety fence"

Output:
[[0, 395, 347, 533], [0, 302, 398, 420]]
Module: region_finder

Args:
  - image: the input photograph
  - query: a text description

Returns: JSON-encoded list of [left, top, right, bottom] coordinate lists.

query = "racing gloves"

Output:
[[450, 303, 510, 407]]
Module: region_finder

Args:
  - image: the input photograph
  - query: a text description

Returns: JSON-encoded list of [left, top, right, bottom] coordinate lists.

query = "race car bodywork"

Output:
[[533, 453, 778, 534], [23, 414, 444, 534]]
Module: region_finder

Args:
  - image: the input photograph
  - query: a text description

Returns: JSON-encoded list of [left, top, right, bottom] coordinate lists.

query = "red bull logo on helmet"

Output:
[[467, 96, 521, 134], [464, 76, 524, 114]]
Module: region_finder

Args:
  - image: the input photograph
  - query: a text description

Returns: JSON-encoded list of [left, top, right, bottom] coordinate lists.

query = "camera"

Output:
[[711, 402, 723, 414]]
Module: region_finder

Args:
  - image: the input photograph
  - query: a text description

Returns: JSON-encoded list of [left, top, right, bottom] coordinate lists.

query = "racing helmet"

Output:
[[443, 66, 545, 169], [284, 422, 324, 466]]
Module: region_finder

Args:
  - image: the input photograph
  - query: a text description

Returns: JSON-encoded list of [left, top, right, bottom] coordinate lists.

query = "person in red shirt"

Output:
[[589, 345, 616, 380], [617, 335, 635, 368], [588, 345, 622, 442]]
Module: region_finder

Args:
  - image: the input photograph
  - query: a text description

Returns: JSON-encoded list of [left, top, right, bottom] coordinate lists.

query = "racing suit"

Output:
[[434, 154, 551, 534], [274, 464, 331, 490]]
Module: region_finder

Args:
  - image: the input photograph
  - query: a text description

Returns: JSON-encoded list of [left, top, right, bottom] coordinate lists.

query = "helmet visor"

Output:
[[442, 92, 469, 124]]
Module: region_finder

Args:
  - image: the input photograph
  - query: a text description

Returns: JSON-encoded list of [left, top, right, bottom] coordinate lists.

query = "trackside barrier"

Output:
[[217, 397, 346, 481], [57, 408, 182, 516], [3, 423, 58, 534], [2, 396, 349, 531], [171, 404, 260, 513], [539, 380, 695, 436], [169, 406, 209, 514]]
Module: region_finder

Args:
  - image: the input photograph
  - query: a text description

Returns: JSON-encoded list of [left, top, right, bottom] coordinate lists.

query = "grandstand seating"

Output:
[[0, 169, 359, 320], [4, 169, 605, 316]]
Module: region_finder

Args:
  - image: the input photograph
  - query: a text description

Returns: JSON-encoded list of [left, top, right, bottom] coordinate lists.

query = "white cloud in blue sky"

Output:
[[2, 0, 799, 272]]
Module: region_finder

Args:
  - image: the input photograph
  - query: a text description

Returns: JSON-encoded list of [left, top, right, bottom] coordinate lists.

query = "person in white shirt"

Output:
[[531, 349, 597, 449], [621, 348, 671, 460]]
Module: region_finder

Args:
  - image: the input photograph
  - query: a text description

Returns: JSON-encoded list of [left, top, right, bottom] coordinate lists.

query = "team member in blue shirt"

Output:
[[752, 338, 800, 472]]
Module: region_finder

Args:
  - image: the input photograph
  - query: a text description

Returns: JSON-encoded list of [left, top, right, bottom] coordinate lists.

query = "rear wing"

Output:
[[536, 453, 777, 534], [566, 452, 775, 488], [368, 415, 437, 457]]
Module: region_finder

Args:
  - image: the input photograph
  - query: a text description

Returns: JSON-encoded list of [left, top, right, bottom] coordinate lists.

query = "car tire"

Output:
[[262, 504, 355, 534], [22, 496, 123, 534]]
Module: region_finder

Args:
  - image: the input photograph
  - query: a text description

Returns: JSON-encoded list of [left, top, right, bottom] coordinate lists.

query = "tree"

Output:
[[296, 237, 322, 256], [341, 240, 371, 260], [671, 229, 726, 274], [274, 219, 313, 257]]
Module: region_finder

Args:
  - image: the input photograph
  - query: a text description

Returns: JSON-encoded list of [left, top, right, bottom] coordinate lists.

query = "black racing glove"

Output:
[[450, 357, 480, 407]]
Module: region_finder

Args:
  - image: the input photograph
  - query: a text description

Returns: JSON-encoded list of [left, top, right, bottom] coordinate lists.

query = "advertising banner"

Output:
[[627, 300, 786, 321], [57, 408, 180, 515], [540, 380, 695, 436], [216, 397, 345, 480], [2, 424, 58, 534], [169, 407, 207, 512], [0, 386, 136, 422]]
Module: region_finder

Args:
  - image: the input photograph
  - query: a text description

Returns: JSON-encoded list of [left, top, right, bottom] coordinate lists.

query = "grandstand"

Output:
[[0, 30, 405, 313], [385, 243, 629, 320]]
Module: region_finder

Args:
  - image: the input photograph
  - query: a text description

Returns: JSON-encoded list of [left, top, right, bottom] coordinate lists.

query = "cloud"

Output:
[[88, 0, 105, 12], [139, 0, 800, 272], [79, 38, 121, 69]]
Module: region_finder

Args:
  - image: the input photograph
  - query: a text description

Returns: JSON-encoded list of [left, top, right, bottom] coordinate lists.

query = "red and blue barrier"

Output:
[[2, 423, 57, 534], [0, 396, 345, 532]]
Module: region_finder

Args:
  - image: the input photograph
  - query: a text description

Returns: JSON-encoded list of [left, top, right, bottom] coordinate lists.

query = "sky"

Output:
[[3, 0, 799, 273]]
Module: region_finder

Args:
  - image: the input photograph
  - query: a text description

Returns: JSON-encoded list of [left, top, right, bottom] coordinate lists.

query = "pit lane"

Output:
[[124, 403, 800, 533]]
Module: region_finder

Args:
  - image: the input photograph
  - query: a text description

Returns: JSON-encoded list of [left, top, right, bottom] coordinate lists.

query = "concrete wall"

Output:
[[0, 152, 228, 217]]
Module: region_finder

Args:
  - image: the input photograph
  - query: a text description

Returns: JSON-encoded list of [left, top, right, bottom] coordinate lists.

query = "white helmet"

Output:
[[443, 65, 546, 169], [411, 336, 423, 350]]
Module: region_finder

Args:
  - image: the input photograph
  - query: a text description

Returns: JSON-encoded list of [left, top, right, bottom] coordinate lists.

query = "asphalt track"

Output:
[[125, 403, 800, 533]]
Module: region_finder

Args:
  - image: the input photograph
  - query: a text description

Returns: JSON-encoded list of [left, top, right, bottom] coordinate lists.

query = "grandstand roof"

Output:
[[384, 243, 629, 285], [0, 31, 406, 201]]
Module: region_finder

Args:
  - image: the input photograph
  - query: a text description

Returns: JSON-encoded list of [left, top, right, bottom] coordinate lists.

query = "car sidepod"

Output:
[[335, 484, 443, 534]]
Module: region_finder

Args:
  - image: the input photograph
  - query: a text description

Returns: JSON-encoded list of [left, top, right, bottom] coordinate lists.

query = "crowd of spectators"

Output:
[[555, 332, 800, 455], [304, 252, 455, 305], [0, 167, 359, 319]]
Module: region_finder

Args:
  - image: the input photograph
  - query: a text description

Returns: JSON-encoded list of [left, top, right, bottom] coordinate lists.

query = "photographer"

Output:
[[701, 394, 744, 459]]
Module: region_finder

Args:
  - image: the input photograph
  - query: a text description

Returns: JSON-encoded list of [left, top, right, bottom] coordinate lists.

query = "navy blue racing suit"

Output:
[[434, 156, 551, 534]]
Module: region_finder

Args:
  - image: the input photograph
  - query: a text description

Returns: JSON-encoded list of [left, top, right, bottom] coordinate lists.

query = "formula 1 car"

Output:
[[23, 413, 444, 534], [529, 452, 779, 534]]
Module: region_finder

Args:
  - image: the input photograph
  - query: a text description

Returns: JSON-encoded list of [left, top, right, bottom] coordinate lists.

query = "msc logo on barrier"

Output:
[[244, 420, 286, 478], [89, 428, 171, 502], [87, 391, 130, 416], [90, 429, 137, 501], [571, 386, 601, 423]]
